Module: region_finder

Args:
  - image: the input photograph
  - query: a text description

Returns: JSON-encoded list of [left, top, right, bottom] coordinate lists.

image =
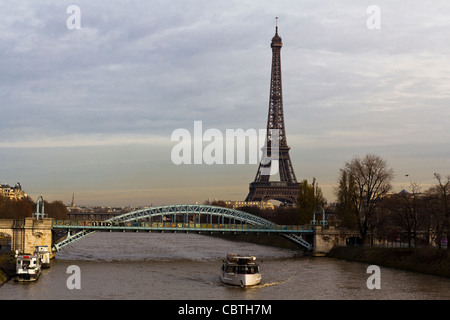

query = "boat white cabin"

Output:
[[35, 245, 51, 268], [220, 253, 261, 287], [15, 253, 41, 282]]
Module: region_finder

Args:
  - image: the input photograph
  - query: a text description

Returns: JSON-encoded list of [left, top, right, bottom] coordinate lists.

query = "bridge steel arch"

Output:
[[53, 205, 312, 251], [109, 204, 275, 226]]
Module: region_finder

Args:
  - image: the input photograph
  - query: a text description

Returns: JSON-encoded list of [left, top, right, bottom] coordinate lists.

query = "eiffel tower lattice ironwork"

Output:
[[245, 20, 300, 205]]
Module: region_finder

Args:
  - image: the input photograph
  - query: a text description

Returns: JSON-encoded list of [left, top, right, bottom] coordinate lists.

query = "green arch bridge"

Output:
[[53, 204, 314, 251]]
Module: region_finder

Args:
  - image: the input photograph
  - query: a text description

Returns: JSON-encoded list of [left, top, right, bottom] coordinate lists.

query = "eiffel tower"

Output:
[[245, 19, 300, 205]]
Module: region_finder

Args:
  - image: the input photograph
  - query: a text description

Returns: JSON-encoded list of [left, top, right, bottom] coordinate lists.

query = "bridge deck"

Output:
[[52, 220, 314, 234]]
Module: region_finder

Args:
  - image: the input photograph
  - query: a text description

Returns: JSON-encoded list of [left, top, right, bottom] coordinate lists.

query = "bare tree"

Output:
[[339, 154, 395, 245], [385, 183, 424, 248], [433, 173, 450, 250], [335, 169, 358, 229], [423, 191, 444, 248], [297, 177, 326, 224]]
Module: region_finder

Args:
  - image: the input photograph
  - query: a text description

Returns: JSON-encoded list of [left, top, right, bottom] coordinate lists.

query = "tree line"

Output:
[[300, 154, 449, 249], [209, 153, 449, 250], [0, 196, 69, 220], [2, 153, 447, 250]]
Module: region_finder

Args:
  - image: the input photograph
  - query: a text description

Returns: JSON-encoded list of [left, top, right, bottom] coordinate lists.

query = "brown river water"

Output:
[[1, 232, 449, 300]]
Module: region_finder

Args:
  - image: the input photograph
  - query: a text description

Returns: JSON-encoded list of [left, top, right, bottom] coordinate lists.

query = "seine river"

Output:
[[1, 232, 449, 300]]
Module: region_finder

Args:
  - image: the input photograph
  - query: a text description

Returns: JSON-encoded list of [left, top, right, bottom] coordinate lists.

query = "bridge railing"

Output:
[[52, 220, 313, 231]]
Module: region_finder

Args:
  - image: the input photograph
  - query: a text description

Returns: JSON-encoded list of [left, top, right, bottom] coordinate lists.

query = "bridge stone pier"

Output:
[[313, 225, 360, 256], [0, 218, 53, 257]]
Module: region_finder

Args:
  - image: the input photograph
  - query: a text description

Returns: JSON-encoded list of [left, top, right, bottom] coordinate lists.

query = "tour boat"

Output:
[[220, 253, 261, 287], [15, 253, 42, 282]]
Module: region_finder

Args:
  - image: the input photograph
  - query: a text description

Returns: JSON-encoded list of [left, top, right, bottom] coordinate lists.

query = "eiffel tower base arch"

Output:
[[245, 182, 300, 205]]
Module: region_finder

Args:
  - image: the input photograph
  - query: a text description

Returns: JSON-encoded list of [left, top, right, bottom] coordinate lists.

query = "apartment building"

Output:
[[0, 182, 28, 200]]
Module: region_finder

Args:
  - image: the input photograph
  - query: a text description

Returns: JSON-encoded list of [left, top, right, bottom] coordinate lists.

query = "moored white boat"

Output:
[[220, 253, 261, 287], [35, 245, 51, 268], [15, 253, 41, 282]]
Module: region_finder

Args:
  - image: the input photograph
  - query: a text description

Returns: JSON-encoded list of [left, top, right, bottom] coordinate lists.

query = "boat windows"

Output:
[[232, 266, 259, 274], [19, 259, 31, 268]]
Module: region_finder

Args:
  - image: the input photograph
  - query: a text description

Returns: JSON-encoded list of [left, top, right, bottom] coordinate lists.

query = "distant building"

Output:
[[0, 182, 28, 200], [224, 200, 275, 210], [66, 193, 83, 212], [71, 193, 76, 207]]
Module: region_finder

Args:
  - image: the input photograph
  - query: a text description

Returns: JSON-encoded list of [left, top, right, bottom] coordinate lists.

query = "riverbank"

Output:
[[0, 252, 15, 286], [328, 246, 450, 278]]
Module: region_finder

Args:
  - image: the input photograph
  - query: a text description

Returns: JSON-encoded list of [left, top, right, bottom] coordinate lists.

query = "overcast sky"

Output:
[[1, 0, 449, 206]]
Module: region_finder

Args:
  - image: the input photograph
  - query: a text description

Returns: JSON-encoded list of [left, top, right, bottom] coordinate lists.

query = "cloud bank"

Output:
[[1, 0, 449, 205]]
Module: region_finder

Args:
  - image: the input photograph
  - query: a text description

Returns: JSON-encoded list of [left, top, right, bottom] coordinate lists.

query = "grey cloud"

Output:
[[1, 0, 450, 204]]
